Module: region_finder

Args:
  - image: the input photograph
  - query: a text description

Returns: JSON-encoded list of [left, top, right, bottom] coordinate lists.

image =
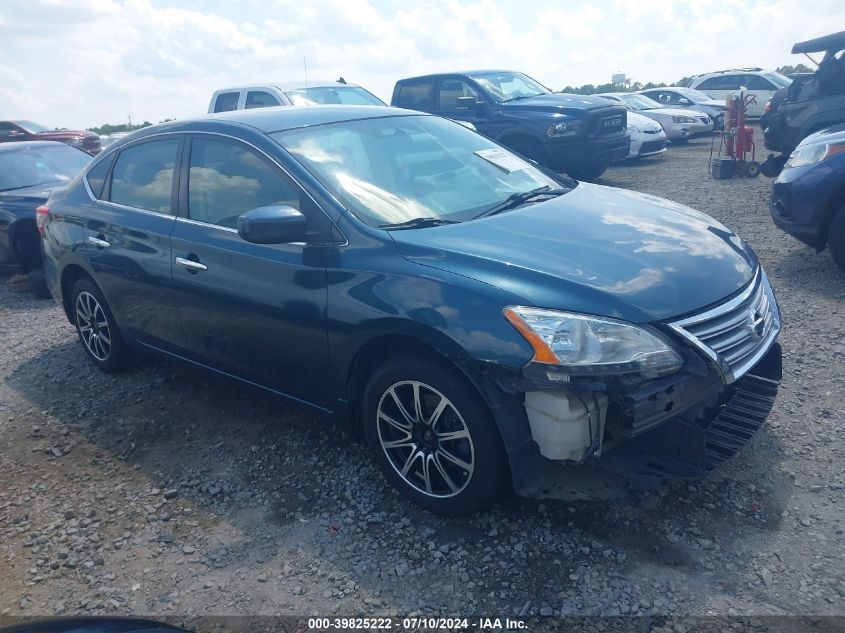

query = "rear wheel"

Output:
[[362, 356, 506, 516], [828, 207, 845, 273], [71, 277, 134, 372]]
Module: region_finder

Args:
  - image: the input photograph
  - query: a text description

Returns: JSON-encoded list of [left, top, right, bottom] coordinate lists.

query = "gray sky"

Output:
[[0, 0, 841, 129]]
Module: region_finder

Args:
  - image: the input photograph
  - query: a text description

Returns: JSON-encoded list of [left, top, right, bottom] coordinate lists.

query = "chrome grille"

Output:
[[670, 270, 780, 382]]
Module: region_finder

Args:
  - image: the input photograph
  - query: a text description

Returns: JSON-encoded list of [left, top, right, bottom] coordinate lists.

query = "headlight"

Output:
[[784, 142, 845, 168], [504, 307, 682, 376], [547, 120, 581, 138], [672, 115, 696, 123]]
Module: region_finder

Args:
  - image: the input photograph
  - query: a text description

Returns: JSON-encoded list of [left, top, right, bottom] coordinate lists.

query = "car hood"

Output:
[[638, 107, 709, 120], [34, 129, 96, 140], [627, 112, 662, 131], [390, 184, 756, 323], [503, 93, 624, 115], [801, 122, 845, 146]]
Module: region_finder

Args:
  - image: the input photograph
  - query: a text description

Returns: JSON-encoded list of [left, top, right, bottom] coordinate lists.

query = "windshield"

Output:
[[0, 143, 90, 191], [272, 115, 564, 226], [766, 72, 793, 88], [676, 88, 712, 101], [283, 87, 385, 106], [619, 94, 661, 110], [14, 120, 50, 134], [470, 72, 550, 103]]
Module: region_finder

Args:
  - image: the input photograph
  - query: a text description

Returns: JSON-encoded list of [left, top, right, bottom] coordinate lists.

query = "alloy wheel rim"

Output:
[[376, 380, 475, 498], [76, 291, 111, 361]]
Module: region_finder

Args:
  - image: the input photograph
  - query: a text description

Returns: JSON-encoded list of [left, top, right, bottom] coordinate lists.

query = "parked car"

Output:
[[637, 87, 727, 128], [0, 618, 192, 633], [100, 131, 132, 148], [208, 79, 385, 113], [762, 31, 845, 174], [41, 107, 782, 516], [0, 141, 91, 279], [620, 111, 667, 159], [0, 120, 102, 155], [684, 69, 791, 118], [770, 123, 845, 271], [391, 70, 630, 180], [597, 93, 712, 142]]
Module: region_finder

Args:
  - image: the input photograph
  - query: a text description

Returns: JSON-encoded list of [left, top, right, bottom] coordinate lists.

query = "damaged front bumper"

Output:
[[500, 270, 783, 498]]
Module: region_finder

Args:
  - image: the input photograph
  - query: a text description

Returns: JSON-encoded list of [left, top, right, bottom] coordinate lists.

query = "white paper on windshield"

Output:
[[474, 148, 531, 173]]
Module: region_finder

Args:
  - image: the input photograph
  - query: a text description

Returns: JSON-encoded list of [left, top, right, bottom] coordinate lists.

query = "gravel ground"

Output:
[[1, 133, 844, 623]]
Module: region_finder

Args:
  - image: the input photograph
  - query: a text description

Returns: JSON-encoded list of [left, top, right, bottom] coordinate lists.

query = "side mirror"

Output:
[[237, 205, 307, 244], [455, 96, 479, 110]]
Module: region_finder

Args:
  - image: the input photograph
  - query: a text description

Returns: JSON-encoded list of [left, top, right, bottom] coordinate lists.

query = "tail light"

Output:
[[764, 100, 771, 113], [36, 204, 50, 237]]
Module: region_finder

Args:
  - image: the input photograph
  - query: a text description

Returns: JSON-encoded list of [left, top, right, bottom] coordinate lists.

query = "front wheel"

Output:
[[71, 277, 135, 372], [362, 357, 507, 516], [567, 161, 609, 181], [828, 208, 845, 273]]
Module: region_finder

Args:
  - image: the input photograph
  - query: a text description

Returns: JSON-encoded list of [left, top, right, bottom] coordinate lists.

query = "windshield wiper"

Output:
[[475, 186, 569, 219], [380, 217, 461, 230], [502, 94, 543, 103]]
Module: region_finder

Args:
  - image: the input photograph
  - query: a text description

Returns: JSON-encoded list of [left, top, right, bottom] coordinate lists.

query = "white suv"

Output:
[[687, 68, 792, 117]]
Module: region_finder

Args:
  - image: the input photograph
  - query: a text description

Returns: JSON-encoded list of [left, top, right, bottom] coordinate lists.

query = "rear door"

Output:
[[169, 134, 334, 407], [83, 136, 184, 350], [693, 75, 743, 104]]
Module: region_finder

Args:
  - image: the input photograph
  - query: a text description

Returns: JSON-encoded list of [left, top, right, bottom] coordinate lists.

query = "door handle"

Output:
[[175, 256, 208, 272], [88, 235, 110, 249]]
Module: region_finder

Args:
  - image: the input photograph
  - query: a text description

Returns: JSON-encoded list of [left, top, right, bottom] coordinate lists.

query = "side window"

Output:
[[395, 79, 435, 111], [109, 139, 179, 214], [187, 138, 301, 229], [85, 154, 114, 199], [0, 122, 21, 139], [214, 92, 240, 113], [696, 77, 723, 90], [245, 91, 281, 109], [745, 75, 776, 90], [438, 79, 481, 111], [651, 91, 673, 105]]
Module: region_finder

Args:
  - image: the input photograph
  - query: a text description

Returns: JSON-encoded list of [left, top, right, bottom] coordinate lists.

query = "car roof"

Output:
[[397, 69, 522, 81], [196, 105, 423, 133], [792, 31, 845, 54], [215, 80, 359, 92], [0, 140, 69, 152], [693, 68, 764, 78]]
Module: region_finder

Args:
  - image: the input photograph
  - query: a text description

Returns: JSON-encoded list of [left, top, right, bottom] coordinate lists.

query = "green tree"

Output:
[[775, 63, 813, 76]]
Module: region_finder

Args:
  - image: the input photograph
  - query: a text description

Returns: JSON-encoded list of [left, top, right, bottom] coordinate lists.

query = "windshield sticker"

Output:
[[474, 148, 531, 173]]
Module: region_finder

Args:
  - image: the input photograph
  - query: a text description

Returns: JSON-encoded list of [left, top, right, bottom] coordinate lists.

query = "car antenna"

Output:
[[337, 76, 347, 84]]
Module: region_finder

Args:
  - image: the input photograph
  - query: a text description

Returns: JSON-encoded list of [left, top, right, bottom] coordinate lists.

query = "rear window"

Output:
[[213, 92, 240, 113], [394, 79, 435, 111], [109, 139, 180, 214], [697, 75, 743, 90]]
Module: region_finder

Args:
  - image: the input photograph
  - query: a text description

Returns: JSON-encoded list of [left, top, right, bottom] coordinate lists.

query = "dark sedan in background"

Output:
[[771, 123, 845, 271], [0, 141, 91, 278], [0, 120, 102, 155], [41, 106, 781, 515]]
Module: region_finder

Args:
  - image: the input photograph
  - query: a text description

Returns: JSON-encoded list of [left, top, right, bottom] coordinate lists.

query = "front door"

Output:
[[170, 135, 333, 408]]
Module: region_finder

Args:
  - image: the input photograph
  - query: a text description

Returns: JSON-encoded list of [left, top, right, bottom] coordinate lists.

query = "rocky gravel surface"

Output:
[[1, 134, 844, 623]]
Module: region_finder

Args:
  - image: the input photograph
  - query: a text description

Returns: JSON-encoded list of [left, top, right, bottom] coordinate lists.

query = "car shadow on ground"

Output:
[[5, 338, 792, 611]]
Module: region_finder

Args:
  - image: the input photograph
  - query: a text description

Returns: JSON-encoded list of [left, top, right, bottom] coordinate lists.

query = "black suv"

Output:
[[391, 70, 629, 180], [763, 31, 845, 174]]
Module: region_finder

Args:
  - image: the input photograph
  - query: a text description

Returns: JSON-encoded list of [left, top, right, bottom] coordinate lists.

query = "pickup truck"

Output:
[[391, 70, 629, 180]]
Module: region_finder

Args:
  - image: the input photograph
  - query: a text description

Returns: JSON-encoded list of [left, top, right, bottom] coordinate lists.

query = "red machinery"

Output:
[[710, 87, 761, 178]]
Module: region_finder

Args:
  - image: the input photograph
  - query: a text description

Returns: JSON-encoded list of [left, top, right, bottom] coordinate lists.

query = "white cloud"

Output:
[[0, 0, 842, 129]]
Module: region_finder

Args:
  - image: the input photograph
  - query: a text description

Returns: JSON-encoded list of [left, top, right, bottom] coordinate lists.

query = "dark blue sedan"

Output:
[[41, 106, 782, 515], [771, 123, 845, 271]]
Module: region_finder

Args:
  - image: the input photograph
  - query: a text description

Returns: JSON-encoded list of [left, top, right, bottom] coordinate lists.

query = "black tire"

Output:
[[27, 268, 51, 299], [567, 161, 609, 181], [361, 356, 507, 516], [70, 277, 134, 372], [745, 161, 761, 178], [828, 208, 845, 273]]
